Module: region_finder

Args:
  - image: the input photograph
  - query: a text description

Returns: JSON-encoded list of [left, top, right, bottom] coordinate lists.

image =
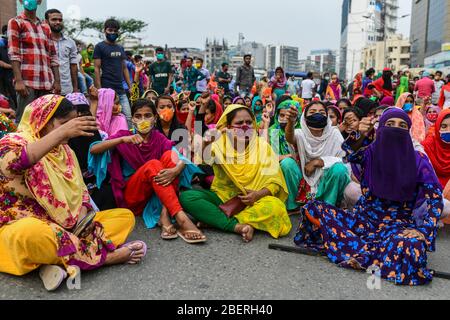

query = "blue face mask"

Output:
[[403, 103, 414, 113], [441, 132, 450, 144], [106, 33, 119, 43], [156, 53, 165, 60], [23, 0, 38, 11]]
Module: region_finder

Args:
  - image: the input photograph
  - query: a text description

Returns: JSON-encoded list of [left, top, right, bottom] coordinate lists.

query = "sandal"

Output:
[[177, 230, 207, 244], [39, 265, 67, 292], [121, 240, 148, 264], [161, 225, 178, 240]]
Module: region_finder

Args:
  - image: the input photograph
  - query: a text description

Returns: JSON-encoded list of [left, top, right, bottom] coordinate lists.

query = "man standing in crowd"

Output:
[[432, 71, 444, 105], [301, 72, 316, 101], [317, 73, 329, 100], [94, 18, 132, 125], [414, 71, 435, 100], [0, 25, 16, 110], [8, 0, 61, 122], [195, 57, 210, 95], [148, 47, 173, 95], [216, 62, 232, 95], [183, 57, 205, 100], [46, 9, 79, 96], [235, 54, 256, 97]]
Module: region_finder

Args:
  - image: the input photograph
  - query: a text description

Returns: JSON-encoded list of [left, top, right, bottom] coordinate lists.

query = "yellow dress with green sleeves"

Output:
[[209, 105, 292, 238]]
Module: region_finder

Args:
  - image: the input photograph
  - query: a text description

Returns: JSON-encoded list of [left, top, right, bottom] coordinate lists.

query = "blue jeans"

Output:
[[118, 93, 132, 127], [77, 72, 94, 94]]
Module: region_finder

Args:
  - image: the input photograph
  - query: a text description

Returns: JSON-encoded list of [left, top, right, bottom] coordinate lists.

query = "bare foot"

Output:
[[235, 224, 255, 243], [105, 242, 146, 265], [175, 211, 206, 241]]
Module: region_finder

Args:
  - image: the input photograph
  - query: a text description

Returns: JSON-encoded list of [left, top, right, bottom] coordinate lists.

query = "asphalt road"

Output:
[[1, 216, 450, 300]]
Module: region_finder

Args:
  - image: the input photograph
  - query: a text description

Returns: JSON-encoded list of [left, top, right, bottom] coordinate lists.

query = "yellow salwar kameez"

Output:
[[0, 95, 135, 276], [181, 105, 292, 238]]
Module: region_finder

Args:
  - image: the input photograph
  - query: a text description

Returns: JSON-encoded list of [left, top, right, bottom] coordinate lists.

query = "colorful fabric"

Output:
[[7, 13, 58, 90], [422, 109, 450, 188], [269, 100, 301, 156], [280, 157, 302, 211], [251, 96, 264, 124], [326, 82, 342, 101], [0, 113, 16, 139], [395, 76, 410, 102]]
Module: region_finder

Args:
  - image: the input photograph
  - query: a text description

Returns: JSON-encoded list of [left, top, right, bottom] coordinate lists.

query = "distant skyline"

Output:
[[47, 0, 412, 58]]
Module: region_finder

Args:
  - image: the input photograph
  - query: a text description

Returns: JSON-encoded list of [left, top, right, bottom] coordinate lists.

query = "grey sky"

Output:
[[47, 0, 412, 58]]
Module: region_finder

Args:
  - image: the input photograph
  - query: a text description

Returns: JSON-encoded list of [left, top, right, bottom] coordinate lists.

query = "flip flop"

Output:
[[39, 265, 67, 292], [161, 225, 179, 240], [121, 240, 148, 264], [177, 230, 207, 244]]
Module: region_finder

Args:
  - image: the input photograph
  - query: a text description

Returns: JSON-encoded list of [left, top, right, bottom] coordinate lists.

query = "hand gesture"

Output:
[[122, 134, 144, 145], [15, 80, 29, 97], [359, 117, 376, 136], [304, 160, 318, 177], [265, 102, 274, 115], [286, 106, 298, 124], [189, 101, 197, 113], [238, 189, 260, 206], [57, 116, 98, 141], [52, 82, 62, 95], [89, 86, 99, 100], [154, 168, 178, 187]]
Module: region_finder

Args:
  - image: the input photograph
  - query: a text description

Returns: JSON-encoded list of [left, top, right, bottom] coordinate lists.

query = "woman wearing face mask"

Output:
[[95, 89, 128, 138], [285, 102, 350, 206], [269, 67, 287, 99], [396, 93, 426, 143], [0, 95, 147, 291], [155, 95, 187, 147], [325, 73, 342, 101], [423, 105, 441, 137], [90, 99, 206, 243], [269, 100, 303, 213], [180, 105, 292, 243], [296, 108, 443, 286], [251, 96, 264, 128], [372, 68, 394, 98]]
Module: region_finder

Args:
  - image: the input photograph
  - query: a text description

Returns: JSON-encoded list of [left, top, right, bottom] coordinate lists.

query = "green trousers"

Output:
[[314, 162, 351, 206], [180, 189, 238, 233], [280, 158, 303, 211]]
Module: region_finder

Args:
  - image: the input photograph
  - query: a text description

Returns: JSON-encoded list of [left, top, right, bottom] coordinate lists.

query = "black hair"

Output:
[[275, 95, 292, 108], [134, 54, 143, 61], [132, 99, 157, 116], [125, 51, 133, 57], [156, 95, 176, 110], [307, 72, 313, 79], [323, 101, 335, 107], [222, 62, 229, 68], [156, 47, 164, 53], [51, 98, 76, 120], [196, 57, 204, 63], [177, 99, 189, 111], [104, 18, 120, 31], [223, 95, 232, 103], [226, 107, 253, 125], [304, 101, 327, 116], [186, 57, 193, 62], [343, 107, 363, 121], [45, 9, 62, 20], [436, 71, 443, 76], [327, 106, 342, 123], [243, 54, 252, 59], [2, 25, 8, 35], [444, 114, 450, 122]]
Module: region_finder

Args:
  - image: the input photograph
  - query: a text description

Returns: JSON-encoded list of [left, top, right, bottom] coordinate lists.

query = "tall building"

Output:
[[204, 39, 228, 73], [16, 0, 48, 20], [240, 41, 266, 70], [266, 45, 300, 72], [361, 34, 410, 72], [410, 0, 450, 70], [1, 0, 17, 27], [340, 0, 399, 80], [307, 49, 337, 74]]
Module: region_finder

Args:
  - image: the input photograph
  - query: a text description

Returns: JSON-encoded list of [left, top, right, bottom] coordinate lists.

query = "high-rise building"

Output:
[[240, 42, 266, 70], [16, 0, 48, 20], [410, 0, 450, 71], [340, 0, 399, 80], [204, 39, 228, 73], [307, 49, 337, 74], [1, 0, 17, 27], [266, 45, 300, 72]]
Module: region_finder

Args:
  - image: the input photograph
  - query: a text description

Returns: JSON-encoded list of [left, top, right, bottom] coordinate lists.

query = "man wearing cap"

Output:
[[148, 47, 173, 95], [414, 71, 435, 100], [235, 54, 256, 97], [216, 62, 232, 95]]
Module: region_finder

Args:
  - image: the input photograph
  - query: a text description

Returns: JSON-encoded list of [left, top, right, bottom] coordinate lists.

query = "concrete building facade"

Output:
[[361, 34, 410, 72], [266, 45, 300, 72], [307, 49, 337, 74]]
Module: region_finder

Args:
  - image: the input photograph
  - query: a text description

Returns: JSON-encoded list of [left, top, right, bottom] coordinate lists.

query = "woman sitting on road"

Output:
[[89, 99, 206, 243], [295, 108, 443, 286], [0, 95, 146, 291], [180, 105, 292, 242]]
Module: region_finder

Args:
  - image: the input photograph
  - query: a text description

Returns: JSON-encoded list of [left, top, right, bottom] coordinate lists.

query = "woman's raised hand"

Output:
[[58, 116, 98, 140], [286, 106, 298, 124]]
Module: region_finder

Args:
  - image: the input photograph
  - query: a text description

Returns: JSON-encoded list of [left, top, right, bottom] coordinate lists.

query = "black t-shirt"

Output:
[[93, 41, 126, 94], [216, 71, 231, 91], [0, 37, 12, 79]]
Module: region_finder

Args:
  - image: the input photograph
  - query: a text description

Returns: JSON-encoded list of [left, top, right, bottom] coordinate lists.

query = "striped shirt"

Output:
[[8, 13, 59, 91]]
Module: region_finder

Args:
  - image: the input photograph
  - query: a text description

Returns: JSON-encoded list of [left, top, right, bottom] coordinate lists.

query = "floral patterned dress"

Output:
[[294, 134, 442, 286]]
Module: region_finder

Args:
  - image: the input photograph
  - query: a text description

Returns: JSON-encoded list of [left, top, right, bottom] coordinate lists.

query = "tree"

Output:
[[66, 17, 148, 42]]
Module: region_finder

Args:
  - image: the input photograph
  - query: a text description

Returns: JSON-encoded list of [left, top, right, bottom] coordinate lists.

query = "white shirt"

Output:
[[301, 79, 316, 99]]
